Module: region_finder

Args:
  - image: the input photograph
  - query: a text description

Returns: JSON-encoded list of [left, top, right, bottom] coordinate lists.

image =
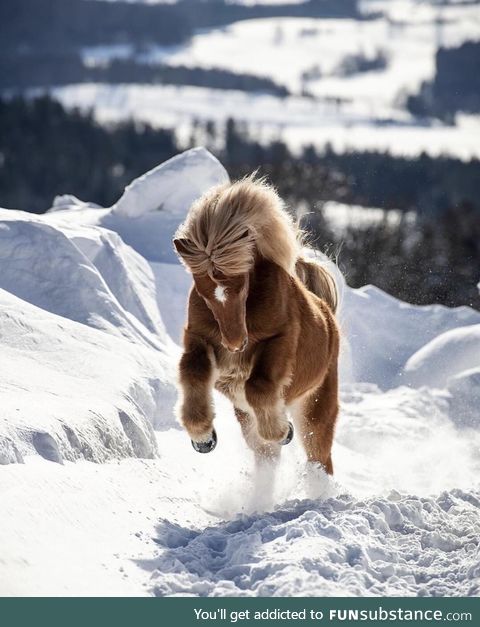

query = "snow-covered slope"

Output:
[[404, 324, 480, 389], [342, 285, 480, 389], [1, 148, 479, 597], [0, 147, 227, 464], [50, 82, 480, 160]]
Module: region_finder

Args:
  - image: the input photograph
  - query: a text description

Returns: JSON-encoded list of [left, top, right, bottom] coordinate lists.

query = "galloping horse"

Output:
[[173, 177, 340, 474]]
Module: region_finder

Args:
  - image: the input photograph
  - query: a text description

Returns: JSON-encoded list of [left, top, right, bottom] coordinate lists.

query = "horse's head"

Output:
[[193, 270, 249, 353], [173, 236, 250, 352]]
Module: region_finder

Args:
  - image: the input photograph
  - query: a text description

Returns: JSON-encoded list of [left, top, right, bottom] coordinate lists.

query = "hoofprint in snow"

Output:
[[47, 0, 480, 159], [1, 148, 480, 597]]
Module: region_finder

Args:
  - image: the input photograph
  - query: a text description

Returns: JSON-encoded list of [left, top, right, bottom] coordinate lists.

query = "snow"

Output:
[[49, 83, 480, 161], [104, 147, 229, 263], [149, 489, 480, 597], [342, 285, 480, 389], [112, 146, 228, 219], [321, 200, 413, 231], [0, 215, 179, 466], [404, 324, 480, 389], [68, 1, 480, 159], [1, 148, 480, 597], [448, 368, 480, 429]]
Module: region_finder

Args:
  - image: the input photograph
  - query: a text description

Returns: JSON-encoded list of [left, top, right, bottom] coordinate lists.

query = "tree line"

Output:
[[221, 119, 479, 215], [0, 53, 289, 97], [0, 96, 478, 310], [1, 0, 360, 55]]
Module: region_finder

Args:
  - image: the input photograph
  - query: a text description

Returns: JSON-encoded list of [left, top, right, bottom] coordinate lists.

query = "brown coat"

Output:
[[178, 257, 339, 474]]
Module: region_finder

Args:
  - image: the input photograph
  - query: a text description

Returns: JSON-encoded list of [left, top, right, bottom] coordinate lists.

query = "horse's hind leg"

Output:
[[295, 364, 339, 475], [235, 408, 281, 466]]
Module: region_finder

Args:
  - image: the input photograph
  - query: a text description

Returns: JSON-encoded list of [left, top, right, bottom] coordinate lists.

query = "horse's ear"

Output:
[[173, 237, 192, 258]]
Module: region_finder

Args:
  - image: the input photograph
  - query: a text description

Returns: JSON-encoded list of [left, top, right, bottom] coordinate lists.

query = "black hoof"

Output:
[[191, 429, 217, 454], [281, 422, 294, 446]]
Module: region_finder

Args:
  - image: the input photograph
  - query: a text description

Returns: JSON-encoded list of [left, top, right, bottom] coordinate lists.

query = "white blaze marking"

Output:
[[214, 284, 227, 304]]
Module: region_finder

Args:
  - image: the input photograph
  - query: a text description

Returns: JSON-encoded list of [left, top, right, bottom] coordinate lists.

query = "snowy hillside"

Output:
[[50, 0, 480, 158], [1, 148, 479, 596]]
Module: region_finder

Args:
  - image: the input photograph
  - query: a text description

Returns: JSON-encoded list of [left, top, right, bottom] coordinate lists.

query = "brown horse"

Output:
[[173, 177, 340, 475]]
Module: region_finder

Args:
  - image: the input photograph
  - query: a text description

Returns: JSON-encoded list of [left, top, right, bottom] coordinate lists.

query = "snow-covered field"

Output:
[[1, 148, 479, 597], [50, 82, 480, 160], [52, 0, 480, 159]]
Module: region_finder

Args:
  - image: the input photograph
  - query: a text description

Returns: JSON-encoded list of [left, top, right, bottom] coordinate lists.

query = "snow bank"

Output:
[[0, 216, 164, 347], [45, 147, 228, 266], [447, 368, 480, 429], [0, 170, 158, 462], [0, 148, 229, 464], [102, 147, 228, 263], [112, 147, 228, 219], [336, 384, 480, 497], [342, 286, 480, 389], [403, 324, 480, 389], [0, 287, 175, 464]]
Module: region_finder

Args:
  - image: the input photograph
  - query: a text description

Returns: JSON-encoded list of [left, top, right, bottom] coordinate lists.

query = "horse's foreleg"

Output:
[[178, 336, 216, 445], [296, 363, 339, 475], [245, 333, 295, 443]]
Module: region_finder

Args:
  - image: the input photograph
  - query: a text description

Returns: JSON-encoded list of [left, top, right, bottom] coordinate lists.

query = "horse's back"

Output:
[[281, 265, 339, 403]]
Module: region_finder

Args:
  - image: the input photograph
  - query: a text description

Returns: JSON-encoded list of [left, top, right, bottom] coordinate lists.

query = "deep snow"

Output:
[[1, 148, 479, 597]]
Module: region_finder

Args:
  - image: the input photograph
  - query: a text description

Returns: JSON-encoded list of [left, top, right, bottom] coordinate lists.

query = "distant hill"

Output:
[[1, 0, 360, 55], [0, 52, 290, 96], [0, 0, 357, 93]]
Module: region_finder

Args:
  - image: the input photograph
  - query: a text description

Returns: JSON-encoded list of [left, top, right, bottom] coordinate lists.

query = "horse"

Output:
[[173, 176, 340, 475]]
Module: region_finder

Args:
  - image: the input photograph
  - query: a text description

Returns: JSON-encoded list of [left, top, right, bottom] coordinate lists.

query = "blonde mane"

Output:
[[174, 176, 302, 277]]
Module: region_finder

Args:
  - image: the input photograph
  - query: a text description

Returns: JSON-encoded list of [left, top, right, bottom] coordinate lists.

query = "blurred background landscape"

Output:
[[1, 0, 479, 308]]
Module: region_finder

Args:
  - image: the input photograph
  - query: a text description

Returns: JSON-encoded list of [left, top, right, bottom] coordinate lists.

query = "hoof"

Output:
[[281, 421, 294, 446], [191, 429, 217, 454]]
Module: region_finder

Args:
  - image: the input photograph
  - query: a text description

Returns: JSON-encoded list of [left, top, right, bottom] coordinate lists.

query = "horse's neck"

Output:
[[247, 258, 287, 313], [250, 257, 284, 284]]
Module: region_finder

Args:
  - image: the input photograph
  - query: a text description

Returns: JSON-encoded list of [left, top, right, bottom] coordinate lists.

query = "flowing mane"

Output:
[[174, 176, 302, 277]]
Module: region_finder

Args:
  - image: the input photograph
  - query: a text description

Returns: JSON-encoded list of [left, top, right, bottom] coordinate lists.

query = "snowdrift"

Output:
[[404, 324, 480, 389], [342, 286, 480, 389], [0, 148, 228, 463], [1, 148, 479, 597], [0, 288, 164, 464]]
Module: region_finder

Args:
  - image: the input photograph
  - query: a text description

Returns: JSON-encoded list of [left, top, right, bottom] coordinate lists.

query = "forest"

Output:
[[1, 95, 478, 310], [0, 53, 289, 96], [1, 0, 360, 55], [1, 0, 357, 95], [407, 41, 480, 118]]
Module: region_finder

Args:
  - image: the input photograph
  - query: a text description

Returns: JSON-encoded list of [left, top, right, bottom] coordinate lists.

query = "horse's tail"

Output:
[[296, 256, 338, 314]]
